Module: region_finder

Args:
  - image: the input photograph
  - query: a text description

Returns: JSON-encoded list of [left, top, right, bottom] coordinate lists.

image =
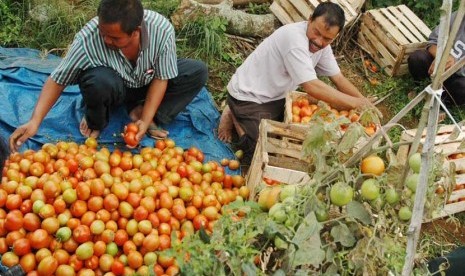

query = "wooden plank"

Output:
[[369, 9, 409, 45], [268, 156, 309, 171], [338, 0, 357, 16], [270, 2, 294, 25], [262, 165, 311, 185], [288, 0, 312, 19], [362, 14, 401, 55], [362, 15, 401, 55], [279, 0, 305, 22], [449, 188, 465, 202], [308, 0, 321, 9], [398, 4, 431, 37], [380, 7, 418, 43], [389, 6, 425, 42], [360, 24, 396, 67], [358, 31, 391, 72], [431, 201, 465, 220]]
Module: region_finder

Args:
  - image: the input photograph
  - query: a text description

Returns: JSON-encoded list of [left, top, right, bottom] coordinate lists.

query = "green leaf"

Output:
[[303, 123, 326, 156], [288, 212, 325, 268], [199, 227, 211, 244], [292, 236, 326, 267], [242, 261, 258, 275], [347, 201, 372, 225], [272, 269, 287, 276], [292, 212, 323, 244], [337, 123, 365, 153], [330, 223, 356, 247]]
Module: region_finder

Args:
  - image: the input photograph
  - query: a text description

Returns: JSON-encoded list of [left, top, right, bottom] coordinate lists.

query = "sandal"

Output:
[[147, 123, 169, 140]]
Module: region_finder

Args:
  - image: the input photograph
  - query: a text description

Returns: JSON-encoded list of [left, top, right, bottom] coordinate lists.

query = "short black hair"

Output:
[[0, 139, 9, 173], [97, 0, 144, 34], [310, 2, 345, 32]]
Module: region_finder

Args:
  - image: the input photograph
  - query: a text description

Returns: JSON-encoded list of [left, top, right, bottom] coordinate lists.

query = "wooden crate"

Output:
[[357, 5, 431, 77], [284, 91, 312, 124], [270, 0, 363, 26], [245, 119, 313, 199], [397, 125, 465, 221]]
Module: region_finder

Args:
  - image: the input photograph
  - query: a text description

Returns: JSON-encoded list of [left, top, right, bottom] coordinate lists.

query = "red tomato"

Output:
[[13, 238, 31, 256], [124, 131, 139, 148], [73, 225, 91, 244], [125, 123, 139, 134], [30, 229, 51, 250]]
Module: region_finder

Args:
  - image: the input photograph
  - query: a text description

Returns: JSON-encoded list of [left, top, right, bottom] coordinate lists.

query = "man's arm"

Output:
[[427, 44, 456, 75], [301, 78, 369, 110], [134, 78, 169, 141], [329, 73, 365, 98], [9, 77, 65, 152]]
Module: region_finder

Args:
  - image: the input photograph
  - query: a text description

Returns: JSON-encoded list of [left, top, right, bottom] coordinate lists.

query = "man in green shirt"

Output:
[[9, 0, 207, 152]]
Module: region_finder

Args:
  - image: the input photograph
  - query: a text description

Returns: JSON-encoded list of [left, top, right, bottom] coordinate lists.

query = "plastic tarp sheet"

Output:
[[0, 47, 236, 164]]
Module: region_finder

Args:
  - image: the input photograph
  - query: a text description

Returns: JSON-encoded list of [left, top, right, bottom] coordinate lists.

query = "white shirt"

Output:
[[227, 21, 340, 104]]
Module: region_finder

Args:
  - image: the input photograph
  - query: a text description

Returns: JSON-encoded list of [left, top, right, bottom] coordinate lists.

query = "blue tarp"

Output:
[[0, 47, 236, 164]]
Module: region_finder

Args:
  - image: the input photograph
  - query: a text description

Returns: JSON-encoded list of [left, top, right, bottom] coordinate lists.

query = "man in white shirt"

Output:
[[218, 2, 371, 163]]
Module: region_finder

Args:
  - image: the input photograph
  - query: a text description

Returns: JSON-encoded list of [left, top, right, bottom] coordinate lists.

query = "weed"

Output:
[[142, 0, 180, 19], [177, 15, 230, 64], [244, 2, 271, 15]]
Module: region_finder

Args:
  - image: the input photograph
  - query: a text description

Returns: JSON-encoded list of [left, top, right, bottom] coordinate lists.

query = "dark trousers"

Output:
[[227, 95, 285, 163], [78, 58, 208, 130], [408, 49, 465, 105]]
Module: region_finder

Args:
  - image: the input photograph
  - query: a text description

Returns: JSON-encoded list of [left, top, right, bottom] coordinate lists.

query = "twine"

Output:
[[424, 85, 462, 132]]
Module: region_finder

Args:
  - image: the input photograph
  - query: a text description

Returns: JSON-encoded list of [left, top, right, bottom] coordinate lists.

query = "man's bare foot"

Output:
[[230, 109, 245, 138], [218, 105, 234, 142], [79, 117, 100, 138]]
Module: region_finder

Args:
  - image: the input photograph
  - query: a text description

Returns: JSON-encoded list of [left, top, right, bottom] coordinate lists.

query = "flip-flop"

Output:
[[147, 124, 168, 140]]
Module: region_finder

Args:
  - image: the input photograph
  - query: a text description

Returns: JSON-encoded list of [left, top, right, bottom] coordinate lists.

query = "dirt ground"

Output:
[[422, 217, 465, 245]]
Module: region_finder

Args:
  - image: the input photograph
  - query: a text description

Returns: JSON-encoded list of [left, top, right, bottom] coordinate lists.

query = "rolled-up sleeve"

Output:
[[50, 37, 91, 86]]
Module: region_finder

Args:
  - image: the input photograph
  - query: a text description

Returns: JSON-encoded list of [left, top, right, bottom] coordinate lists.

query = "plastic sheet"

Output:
[[0, 47, 236, 164]]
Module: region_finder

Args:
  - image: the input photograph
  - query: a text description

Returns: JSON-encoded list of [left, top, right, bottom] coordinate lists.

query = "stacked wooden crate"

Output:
[[357, 5, 431, 76]]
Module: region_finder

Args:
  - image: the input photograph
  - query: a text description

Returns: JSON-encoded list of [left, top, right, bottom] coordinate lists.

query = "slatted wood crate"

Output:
[[357, 5, 431, 76], [397, 125, 465, 221], [284, 91, 314, 124], [270, 0, 363, 26], [245, 119, 312, 199]]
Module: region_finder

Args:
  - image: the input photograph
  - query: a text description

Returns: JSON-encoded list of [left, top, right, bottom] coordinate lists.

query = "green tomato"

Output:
[[360, 179, 380, 200], [280, 185, 297, 201], [409, 153, 421, 173], [315, 208, 329, 222], [406, 173, 419, 192], [385, 188, 400, 205], [330, 182, 354, 207], [274, 236, 288, 250], [269, 203, 287, 224], [32, 200, 45, 214], [56, 227, 72, 242], [398, 206, 412, 221]]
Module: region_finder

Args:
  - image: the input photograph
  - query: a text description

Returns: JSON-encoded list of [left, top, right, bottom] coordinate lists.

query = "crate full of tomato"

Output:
[[284, 91, 378, 135]]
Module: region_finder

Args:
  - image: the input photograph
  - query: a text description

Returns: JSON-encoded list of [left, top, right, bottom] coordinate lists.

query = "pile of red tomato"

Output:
[[0, 138, 248, 275]]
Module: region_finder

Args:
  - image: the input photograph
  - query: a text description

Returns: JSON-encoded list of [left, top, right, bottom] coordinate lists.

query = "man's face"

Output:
[[98, 21, 138, 50], [306, 16, 340, 53]]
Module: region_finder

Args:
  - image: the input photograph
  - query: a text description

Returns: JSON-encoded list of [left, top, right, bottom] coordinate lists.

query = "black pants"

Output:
[[408, 49, 465, 105], [227, 95, 285, 163], [78, 58, 208, 130]]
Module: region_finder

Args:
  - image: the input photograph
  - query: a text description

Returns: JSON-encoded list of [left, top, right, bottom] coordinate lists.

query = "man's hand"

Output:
[[9, 122, 39, 152], [428, 55, 455, 75], [134, 120, 149, 142], [358, 97, 383, 119]]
